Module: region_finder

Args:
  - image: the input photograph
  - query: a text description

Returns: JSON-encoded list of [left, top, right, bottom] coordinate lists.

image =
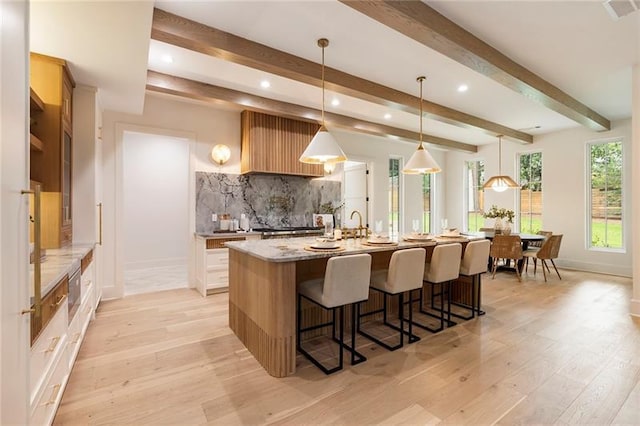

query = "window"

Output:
[[518, 152, 542, 234], [465, 160, 484, 231], [422, 174, 431, 233], [588, 140, 623, 249], [389, 158, 401, 235]]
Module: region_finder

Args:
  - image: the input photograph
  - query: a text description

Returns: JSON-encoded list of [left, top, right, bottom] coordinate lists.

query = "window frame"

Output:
[[585, 137, 625, 253], [463, 159, 485, 232], [422, 173, 433, 233], [516, 150, 543, 234], [388, 156, 402, 236]]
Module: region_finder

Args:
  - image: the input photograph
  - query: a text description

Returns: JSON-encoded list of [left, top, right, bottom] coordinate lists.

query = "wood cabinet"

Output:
[[195, 234, 261, 296], [30, 52, 75, 248], [240, 110, 324, 177]]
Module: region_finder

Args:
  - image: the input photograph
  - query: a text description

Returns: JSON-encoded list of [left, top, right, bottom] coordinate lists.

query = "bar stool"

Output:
[[297, 253, 372, 375], [455, 239, 491, 319], [357, 248, 426, 351], [417, 243, 462, 333]]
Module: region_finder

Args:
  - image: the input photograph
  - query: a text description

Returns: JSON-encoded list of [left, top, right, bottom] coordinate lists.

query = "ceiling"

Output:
[[30, 1, 639, 151]]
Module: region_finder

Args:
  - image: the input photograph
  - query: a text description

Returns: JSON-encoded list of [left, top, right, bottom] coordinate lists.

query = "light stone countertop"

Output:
[[225, 235, 480, 263], [195, 231, 262, 238], [31, 243, 95, 301]]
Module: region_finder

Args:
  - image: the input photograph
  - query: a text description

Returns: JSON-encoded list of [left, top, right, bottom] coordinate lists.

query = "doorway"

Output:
[[343, 161, 369, 229], [122, 131, 189, 295]]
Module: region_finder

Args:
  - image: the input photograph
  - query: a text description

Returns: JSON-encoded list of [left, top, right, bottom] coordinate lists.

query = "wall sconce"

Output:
[[210, 144, 231, 165], [324, 162, 336, 174]]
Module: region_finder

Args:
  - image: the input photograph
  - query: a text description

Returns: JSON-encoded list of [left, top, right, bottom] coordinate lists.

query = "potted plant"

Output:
[[483, 205, 515, 234]]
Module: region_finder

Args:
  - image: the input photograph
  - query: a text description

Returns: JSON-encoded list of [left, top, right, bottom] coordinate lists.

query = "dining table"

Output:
[[462, 231, 545, 273]]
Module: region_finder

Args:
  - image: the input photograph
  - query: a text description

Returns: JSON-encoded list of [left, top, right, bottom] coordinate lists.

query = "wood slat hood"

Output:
[[240, 110, 324, 177]]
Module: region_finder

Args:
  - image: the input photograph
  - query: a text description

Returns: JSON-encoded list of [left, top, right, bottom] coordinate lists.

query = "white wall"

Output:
[[446, 118, 633, 277], [123, 131, 189, 269], [0, 2, 30, 423]]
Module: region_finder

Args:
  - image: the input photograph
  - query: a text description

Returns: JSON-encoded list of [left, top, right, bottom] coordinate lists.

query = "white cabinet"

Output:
[[196, 234, 261, 296]]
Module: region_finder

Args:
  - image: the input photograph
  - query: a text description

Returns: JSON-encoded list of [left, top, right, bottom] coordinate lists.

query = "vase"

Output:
[[494, 217, 503, 234], [503, 221, 512, 235]]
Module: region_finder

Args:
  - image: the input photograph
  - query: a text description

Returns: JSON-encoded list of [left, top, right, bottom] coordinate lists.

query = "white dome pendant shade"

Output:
[[482, 135, 519, 192], [299, 38, 347, 165], [402, 76, 441, 175]]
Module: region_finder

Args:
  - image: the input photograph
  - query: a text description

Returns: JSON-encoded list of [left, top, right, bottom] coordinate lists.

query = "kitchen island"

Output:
[[226, 236, 473, 377]]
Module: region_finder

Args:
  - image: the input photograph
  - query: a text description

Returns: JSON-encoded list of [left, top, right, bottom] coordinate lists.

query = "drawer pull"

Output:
[[51, 295, 66, 308], [45, 336, 60, 353], [71, 332, 81, 344], [85, 280, 92, 287], [21, 308, 35, 315], [42, 384, 61, 406], [85, 305, 93, 314]]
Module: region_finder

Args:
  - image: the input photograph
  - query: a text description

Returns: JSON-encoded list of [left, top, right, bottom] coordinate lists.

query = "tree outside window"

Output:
[[422, 174, 431, 233], [518, 152, 542, 234], [589, 140, 623, 249], [389, 158, 401, 235], [465, 160, 484, 231]]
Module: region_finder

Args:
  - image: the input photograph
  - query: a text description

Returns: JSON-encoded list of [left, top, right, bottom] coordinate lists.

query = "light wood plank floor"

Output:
[[55, 268, 640, 425]]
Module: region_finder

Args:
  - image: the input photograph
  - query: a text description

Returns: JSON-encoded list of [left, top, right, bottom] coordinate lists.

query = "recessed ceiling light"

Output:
[[161, 54, 174, 64], [331, 98, 340, 107], [457, 84, 468, 93], [384, 113, 392, 120], [260, 80, 271, 89]]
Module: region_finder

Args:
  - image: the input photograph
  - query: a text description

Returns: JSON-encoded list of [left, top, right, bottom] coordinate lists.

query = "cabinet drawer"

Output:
[[30, 305, 67, 401], [67, 286, 94, 367], [207, 269, 229, 287], [30, 346, 69, 426], [206, 249, 229, 266]]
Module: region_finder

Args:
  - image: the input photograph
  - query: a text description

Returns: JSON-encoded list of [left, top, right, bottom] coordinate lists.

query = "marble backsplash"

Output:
[[196, 172, 341, 233]]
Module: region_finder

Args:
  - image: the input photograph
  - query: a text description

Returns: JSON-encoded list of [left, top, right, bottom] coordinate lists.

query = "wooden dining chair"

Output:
[[524, 230, 552, 271], [523, 234, 563, 282], [489, 235, 523, 282]]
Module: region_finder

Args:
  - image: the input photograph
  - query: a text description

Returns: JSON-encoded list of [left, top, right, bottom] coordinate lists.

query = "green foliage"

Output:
[[483, 205, 515, 222], [519, 152, 542, 191]]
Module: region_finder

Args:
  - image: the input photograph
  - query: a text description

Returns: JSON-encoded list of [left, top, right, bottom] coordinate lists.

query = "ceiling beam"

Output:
[[151, 7, 531, 144], [146, 71, 477, 153], [340, 0, 610, 132]]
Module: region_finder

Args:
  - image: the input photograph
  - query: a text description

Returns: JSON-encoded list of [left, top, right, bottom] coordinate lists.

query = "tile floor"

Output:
[[124, 263, 188, 296]]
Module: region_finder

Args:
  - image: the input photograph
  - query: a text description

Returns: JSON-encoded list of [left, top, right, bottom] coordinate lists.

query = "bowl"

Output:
[[314, 238, 337, 248]]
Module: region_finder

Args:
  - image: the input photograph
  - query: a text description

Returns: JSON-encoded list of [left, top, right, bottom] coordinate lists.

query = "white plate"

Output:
[[310, 244, 341, 250]]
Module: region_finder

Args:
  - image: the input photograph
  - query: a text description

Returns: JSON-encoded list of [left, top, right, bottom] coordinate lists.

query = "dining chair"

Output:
[[297, 253, 372, 374], [523, 234, 563, 282], [524, 230, 552, 271], [489, 235, 523, 282]]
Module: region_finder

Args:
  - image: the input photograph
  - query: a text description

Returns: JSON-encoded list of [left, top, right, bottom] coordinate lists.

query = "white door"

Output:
[[343, 162, 369, 228], [1, 2, 30, 423], [122, 131, 190, 295]]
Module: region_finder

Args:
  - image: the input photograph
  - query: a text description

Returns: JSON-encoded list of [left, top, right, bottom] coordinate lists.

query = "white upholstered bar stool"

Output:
[[357, 248, 426, 351], [297, 253, 372, 375], [418, 243, 462, 333], [455, 239, 491, 319]]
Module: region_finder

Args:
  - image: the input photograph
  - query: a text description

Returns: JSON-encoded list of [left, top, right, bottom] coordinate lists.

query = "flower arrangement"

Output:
[[483, 205, 515, 222]]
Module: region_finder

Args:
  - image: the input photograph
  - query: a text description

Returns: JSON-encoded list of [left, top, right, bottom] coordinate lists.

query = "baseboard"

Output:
[[556, 258, 631, 278], [631, 299, 640, 317]]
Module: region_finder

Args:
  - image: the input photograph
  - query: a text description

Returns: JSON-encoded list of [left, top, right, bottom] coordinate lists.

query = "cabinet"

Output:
[[240, 110, 324, 177], [30, 52, 75, 249], [196, 234, 261, 296]]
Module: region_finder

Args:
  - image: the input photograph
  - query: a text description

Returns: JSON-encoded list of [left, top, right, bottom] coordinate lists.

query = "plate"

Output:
[[310, 244, 341, 250], [403, 234, 434, 241], [366, 239, 393, 244]]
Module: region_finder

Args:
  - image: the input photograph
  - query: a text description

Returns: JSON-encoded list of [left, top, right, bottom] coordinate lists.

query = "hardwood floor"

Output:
[[54, 268, 640, 425]]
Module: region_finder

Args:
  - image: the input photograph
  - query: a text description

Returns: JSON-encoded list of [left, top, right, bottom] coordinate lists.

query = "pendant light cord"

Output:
[[419, 78, 423, 146], [321, 44, 325, 126], [498, 135, 503, 174]]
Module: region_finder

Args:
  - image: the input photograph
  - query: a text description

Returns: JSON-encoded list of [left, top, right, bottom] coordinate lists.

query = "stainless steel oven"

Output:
[[67, 260, 81, 323]]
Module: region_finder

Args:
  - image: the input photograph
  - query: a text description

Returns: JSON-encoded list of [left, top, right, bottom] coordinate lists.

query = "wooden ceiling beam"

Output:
[[340, 0, 610, 132], [146, 71, 477, 153], [151, 7, 531, 144]]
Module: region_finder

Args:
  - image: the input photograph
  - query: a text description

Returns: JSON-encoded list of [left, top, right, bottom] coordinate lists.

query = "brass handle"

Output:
[[45, 336, 60, 353], [85, 279, 92, 287], [24, 185, 42, 322], [51, 294, 66, 308], [21, 308, 35, 315], [97, 203, 103, 245], [71, 332, 81, 344], [42, 384, 61, 406]]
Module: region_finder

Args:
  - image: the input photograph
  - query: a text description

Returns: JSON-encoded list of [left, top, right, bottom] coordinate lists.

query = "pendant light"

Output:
[[482, 135, 520, 192], [299, 38, 347, 165], [402, 76, 441, 174]]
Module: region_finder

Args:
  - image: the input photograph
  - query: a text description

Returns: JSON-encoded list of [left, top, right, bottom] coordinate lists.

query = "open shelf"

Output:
[[30, 133, 44, 152], [30, 88, 45, 113]]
